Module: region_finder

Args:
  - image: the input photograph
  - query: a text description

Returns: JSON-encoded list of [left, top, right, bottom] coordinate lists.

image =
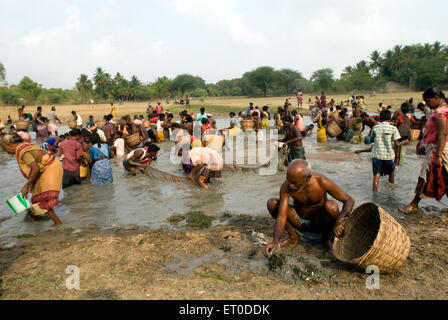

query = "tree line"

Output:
[[1, 42, 447, 106]]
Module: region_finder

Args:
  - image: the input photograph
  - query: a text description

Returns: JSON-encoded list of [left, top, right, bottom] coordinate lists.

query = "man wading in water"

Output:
[[279, 115, 306, 162], [264, 160, 354, 255]]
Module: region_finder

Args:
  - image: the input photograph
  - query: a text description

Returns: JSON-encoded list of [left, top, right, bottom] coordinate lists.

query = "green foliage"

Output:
[[1, 42, 447, 106], [0, 61, 5, 83], [372, 42, 448, 90], [275, 68, 303, 94], [243, 66, 276, 97], [18, 76, 42, 100], [171, 74, 204, 97], [149, 76, 173, 99], [76, 74, 93, 101], [93, 67, 111, 99], [190, 88, 208, 97], [311, 68, 334, 91], [0, 86, 22, 105]]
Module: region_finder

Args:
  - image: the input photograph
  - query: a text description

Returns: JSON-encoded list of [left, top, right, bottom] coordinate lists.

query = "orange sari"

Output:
[[15, 143, 63, 212]]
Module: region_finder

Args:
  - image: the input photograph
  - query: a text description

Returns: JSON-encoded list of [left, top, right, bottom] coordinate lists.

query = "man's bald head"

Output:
[[287, 160, 312, 178]]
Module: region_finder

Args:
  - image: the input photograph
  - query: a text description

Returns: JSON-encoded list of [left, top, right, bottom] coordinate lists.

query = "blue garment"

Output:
[[86, 120, 95, 128], [41, 137, 56, 151], [365, 136, 371, 144], [89, 144, 113, 186], [372, 158, 395, 177], [196, 113, 207, 123], [246, 106, 252, 117], [45, 137, 56, 146]]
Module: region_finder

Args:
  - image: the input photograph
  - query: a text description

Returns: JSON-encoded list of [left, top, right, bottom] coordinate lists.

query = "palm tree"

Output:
[[432, 41, 442, 54], [76, 74, 93, 99], [93, 67, 110, 98], [341, 66, 353, 78], [392, 45, 403, 70], [128, 75, 140, 101], [369, 50, 383, 75], [355, 60, 369, 73], [114, 72, 124, 84]]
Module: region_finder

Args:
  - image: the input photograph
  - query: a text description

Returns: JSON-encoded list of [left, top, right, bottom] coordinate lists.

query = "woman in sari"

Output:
[[297, 89, 303, 108], [261, 106, 270, 129], [227, 112, 239, 137], [401, 88, 448, 213], [1, 133, 63, 225], [394, 102, 414, 167], [36, 115, 49, 142], [314, 111, 328, 143], [80, 129, 92, 180], [89, 133, 114, 186]]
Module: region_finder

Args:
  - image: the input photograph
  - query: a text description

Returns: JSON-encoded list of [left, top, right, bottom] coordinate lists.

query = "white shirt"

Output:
[[76, 114, 83, 126], [113, 138, 125, 158], [189, 147, 223, 171], [203, 134, 224, 152], [126, 148, 147, 160], [89, 128, 107, 143], [156, 120, 163, 132]]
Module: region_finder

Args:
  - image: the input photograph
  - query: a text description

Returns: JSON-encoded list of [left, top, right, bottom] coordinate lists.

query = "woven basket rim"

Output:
[[333, 202, 381, 263], [333, 202, 411, 272], [327, 120, 342, 137], [126, 133, 141, 146]]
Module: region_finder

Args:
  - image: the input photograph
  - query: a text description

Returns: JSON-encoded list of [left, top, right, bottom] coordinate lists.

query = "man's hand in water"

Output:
[[333, 219, 345, 238], [264, 242, 279, 257]]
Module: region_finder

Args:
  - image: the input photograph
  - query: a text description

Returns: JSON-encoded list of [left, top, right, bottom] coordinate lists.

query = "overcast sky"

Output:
[[1, 0, 447, 89]]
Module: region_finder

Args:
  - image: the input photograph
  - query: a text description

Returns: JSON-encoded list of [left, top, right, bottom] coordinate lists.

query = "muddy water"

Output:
[[1, 117, 447, 245]]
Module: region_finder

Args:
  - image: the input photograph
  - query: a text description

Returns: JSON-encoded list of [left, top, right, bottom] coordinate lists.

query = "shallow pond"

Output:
[[0, 116, 446, 246]]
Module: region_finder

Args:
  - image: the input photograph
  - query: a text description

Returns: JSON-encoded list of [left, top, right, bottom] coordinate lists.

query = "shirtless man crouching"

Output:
[[264, 160, 354, 256]]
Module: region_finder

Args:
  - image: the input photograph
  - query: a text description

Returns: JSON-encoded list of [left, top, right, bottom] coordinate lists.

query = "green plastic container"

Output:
[[6, 194, 31, 215]]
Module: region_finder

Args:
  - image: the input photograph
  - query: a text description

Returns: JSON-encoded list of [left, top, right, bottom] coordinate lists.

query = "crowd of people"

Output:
[[1, 87, 448, 256]]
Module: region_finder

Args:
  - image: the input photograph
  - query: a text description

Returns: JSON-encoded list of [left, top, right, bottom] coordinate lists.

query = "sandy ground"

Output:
[[1, 210, 447, 300], [0, 92, 422, 124]]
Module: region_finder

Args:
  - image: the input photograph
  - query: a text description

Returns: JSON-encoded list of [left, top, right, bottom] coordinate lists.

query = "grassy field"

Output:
[[0, 92, 423, 124]]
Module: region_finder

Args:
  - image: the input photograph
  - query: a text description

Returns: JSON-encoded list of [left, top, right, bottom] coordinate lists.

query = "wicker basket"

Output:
[[96, 120, 105, 130], [352, 117, 362, 131], [16, 121, 30, 131], [143, 121, 150, 128], [68, 120, 77, 129], [326, 120, 342, 137], [126, 133, 141, 147], [410, 129, 421, 141], [241, 119, 254, 132], [333, 202, 411, 274]]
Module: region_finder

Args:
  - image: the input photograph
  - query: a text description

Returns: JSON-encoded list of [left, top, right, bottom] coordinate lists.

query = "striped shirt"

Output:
[[371, 122, 401, 160]]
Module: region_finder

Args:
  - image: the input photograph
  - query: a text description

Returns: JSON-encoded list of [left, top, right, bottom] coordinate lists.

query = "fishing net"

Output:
[[146, 167, 195, 185]]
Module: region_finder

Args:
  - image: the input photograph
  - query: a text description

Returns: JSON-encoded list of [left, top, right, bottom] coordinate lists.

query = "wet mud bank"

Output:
[[1, 211, 447, 300]]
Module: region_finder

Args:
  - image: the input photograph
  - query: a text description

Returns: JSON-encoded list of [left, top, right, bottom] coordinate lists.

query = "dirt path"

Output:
[[1, 212, 447, 300]]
